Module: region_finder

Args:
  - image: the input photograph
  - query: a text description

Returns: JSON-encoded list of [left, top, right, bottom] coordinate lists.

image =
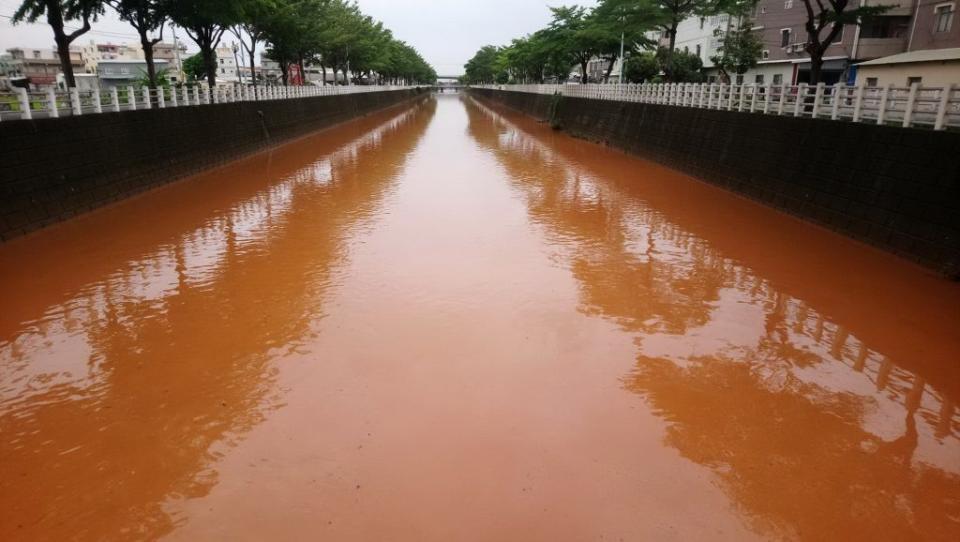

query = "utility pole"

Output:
[[618, 8, 625, 85], [172, 26, 184, 84], [618, 30, 625, 85]]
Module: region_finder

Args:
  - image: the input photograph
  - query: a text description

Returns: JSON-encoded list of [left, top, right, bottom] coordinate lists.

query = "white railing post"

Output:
[[777, 84, 787, 115], [170, 86, 178, 107], [794, 83, 806, 117], [157, 87, 165, 108], [934, 84, 953, 130], [812, 82, 824, 118], [738, 84, 747, 112], [182, 86, 189, 106], [877, 83, 891, 125], [194, 86, 201, 105], [831, 83, 843, 120], [727, 84, 735, 110], [763, 84, 772, 114], [46, 87, 58, 118], [853, 84, 865, 122], [69, 87, 81, 115], [93, 88, 102, 113], [142, 87, 151, 109], [902, 82, 919, 128], [15, 87, 31, 120], [716, 84, 724, 109], [110, 87, 120, 112]]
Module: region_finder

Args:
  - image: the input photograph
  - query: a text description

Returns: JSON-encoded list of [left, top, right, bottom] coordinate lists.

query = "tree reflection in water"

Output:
[[465, 96, 960, 541], [0, 99, 436, 540]]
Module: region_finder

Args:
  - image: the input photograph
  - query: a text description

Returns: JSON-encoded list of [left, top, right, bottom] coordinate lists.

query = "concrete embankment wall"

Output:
[[0, 88, 428, 241], [468, 88, 960, 278]]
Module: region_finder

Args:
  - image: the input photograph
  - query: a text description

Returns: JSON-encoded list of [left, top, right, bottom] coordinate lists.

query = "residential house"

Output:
[[854, 47, 960, 86], [97, 58, 169, 88], [5, 47, 84, 89]]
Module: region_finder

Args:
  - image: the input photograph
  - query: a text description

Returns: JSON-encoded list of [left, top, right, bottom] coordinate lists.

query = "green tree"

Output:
[[136, 66, 170, 87], [710, 17, 763, 83], [163, 0, 240, 90], [660, 46, 704, 82], [541, 5, 600, 84], [231, 0, 278, 94], [464, 45, 500, 84], [182, 52, 205, 82], [590, 0, 659, 82], [623, 51, 659, 82], [799, 0, 889, 84], [12, 0, 104, 87], [107, 0, 168, 90]]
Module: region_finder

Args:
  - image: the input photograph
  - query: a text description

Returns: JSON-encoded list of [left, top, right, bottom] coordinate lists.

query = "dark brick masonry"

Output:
[[0, 88, 428, 241], [468, 88, 960, 279]]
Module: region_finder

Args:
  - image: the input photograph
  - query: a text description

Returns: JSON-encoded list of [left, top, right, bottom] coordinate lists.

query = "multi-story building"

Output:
[[0, 53, 16, 89], [152, 41, 188, 84], [675, 14, 732, 70], [669, 0, 960, 85], [97, 59, 170, 88], [215, 45, 242, 83], [76, 40, 142, 74], [5, 47, 84, 89]]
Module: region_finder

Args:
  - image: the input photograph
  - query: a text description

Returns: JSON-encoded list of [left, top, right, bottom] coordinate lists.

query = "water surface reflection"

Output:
[[465, 96, 960, 540], [0, 99, 435, 540]]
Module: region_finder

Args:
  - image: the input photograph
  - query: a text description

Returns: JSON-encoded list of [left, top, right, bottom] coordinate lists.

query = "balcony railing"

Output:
[[0, 84, 416, 122], [473, 82, 960, 130]]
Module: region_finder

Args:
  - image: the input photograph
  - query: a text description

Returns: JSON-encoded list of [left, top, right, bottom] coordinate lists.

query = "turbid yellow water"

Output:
[[1, 94, 959, 541]]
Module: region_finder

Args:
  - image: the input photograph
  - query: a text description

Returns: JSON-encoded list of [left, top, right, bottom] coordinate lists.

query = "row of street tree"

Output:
[[463, 0, 889, 85], [13, 0, 437, 92]]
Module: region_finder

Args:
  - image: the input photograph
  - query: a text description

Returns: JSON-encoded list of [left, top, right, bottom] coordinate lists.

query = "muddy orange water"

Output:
[[1, 95, 959, 541]]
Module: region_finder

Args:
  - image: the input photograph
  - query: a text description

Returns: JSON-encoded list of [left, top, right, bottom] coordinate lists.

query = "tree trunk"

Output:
[[808, 52, 824, 84], [45, 2, 76, 88], [580, 60, 588, 84], [280, 61, 289, 86], [54, 33, 75, 88], [141, 36, 157, 90], [201, 45, 217, 93], [321, 64, 327, 86], [603, 56, 616, 83], [248, 47, 257, 98]]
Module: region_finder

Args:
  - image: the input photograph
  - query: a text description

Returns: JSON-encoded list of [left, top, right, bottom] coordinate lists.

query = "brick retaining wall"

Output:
[[0, 88, 428, 241], [468, 88, 960, 278]]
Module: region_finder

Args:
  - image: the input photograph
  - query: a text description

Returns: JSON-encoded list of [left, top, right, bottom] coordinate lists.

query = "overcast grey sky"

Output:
[[0, 0, 598, 75]]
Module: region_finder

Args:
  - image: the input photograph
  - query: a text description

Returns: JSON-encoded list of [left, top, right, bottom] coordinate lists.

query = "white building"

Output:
[[76, 40, 142, 74], [216, 45, 242, 83], [673, 14, 733, 70]]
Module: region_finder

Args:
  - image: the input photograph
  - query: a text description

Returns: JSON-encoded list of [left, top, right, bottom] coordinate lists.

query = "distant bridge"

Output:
[[433, 76, 464, 93]]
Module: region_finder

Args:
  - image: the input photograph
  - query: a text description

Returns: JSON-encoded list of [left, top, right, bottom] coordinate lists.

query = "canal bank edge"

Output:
[[0, 88, 429, 242], [467, 88, 960, 280]]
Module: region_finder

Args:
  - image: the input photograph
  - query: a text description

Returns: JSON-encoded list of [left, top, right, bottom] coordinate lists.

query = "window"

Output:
[[866, 77, 878, 87], [860, 15, 912, 38], [736, 74, 744, 84], [773, 73, 784, 85], [781, 29, 791, 47], [785, 0, 793, 8], [762, 49, 770, 59], [696, 44, 702, 58], [755, 74, 765, 84], [935, 4, 954, 32], [907, 76, 922, 85]]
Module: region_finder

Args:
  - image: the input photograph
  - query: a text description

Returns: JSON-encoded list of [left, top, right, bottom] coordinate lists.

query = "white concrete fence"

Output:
[[0, 84, 416, 122], [475, 82, 960, 130]]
